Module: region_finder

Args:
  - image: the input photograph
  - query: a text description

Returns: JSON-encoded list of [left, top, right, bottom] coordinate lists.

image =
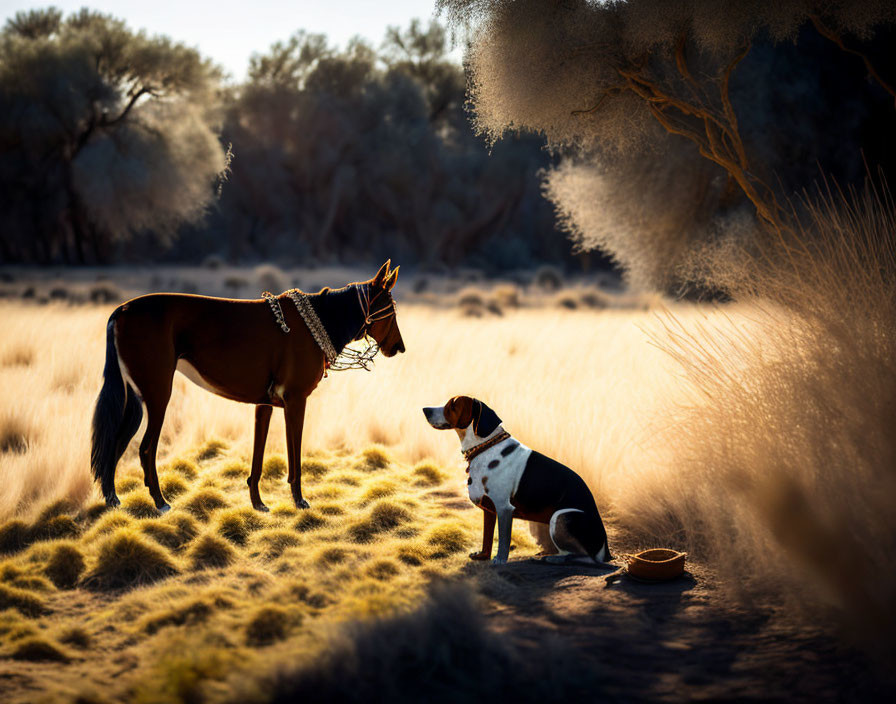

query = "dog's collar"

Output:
[[463, 431, 511, 465]]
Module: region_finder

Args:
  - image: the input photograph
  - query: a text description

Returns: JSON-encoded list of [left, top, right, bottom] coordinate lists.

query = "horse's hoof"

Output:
[[252, 503, 270, 513], [156, 503, 171, 514], [491, 556, 508, 565], [105, 495, 121, 509], [295, 498, 310, 510], [469, 551, 490, 561]]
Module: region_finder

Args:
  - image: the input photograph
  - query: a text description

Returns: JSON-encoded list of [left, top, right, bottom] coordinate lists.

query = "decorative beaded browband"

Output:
[[463, 431, 511, 464], [261, 289, 338, 365]]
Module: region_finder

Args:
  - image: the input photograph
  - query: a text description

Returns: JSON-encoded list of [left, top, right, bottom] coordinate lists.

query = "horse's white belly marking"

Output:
[[176, 359, 220, 394]]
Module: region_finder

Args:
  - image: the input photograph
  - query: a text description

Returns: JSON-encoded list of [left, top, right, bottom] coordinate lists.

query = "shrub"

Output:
[[244, 605, 297, 646], [81, 528, 179, 591], [554, 293, 578, 310], [262, 455, 287, 480], [255, 264, 288, 294], [182, 488, 229, 521], [456, 287, 485, 308], [9, 636, 70, 662], [533, 264, 563, 291], [88, 283, 121, 304], [492, 283, 521, 308], [43, 542, 85, 588], [187, 534, 237, 570], [0, 583, 46, 616]]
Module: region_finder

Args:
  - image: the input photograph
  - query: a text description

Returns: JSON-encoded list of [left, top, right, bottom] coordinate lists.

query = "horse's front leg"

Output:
[[248, 404, 273, 511], [284, 395, 309, 509]]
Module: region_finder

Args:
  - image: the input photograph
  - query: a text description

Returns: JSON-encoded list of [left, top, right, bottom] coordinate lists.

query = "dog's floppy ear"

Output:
[[472, 400, 502, 437]]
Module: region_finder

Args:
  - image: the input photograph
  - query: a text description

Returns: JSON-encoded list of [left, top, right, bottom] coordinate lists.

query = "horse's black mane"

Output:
[[308, 284, 366, 354]]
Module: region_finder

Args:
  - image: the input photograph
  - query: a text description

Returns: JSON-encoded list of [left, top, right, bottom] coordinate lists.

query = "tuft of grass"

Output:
[[221, 460, 249, 479], [84, 511, 133, 542], [77, 501, 109, 526], [2, 343, 34, 367], [262, 455, 287, 480], [159, 473, 189, 499], [81, 528, 179, 591], [396, 544, 427, 566], [0, 410, 33, 454], [301, 459, 329, 479], [315, 546, 349, 566], [31, 513, 80, 541], [356, 446, 390, 471], [197, 439, 227, 462], [122, 492, 161, 519], [366, 559, 401, 581], [0, 519, 32, 554], [244, 605, 299, 646], [361, 480, 397, 503], [426, 522, 469, 555], [142, 598, 214, 635], [316, 504, 345, 516], [167, 458, 199, 480], [140, 514, 199, 550], [348, 501, 411, 543], [216, 507, 267, 546], [0, 582, 46, 616], [57, 625, 91, 649], [116, 476, 142, 494], [252, 529, 301, 559], [188, 534, 237, 570], [9, 636, 70, 662], [293, 510, 327, 533], [43, 542, 85, 588], [8, 574, 54, 592], [412, 462, 445, 486], [182, 488, 229, 521]]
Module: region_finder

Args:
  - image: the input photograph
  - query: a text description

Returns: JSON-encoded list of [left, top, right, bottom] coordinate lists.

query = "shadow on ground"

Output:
[[461, 557, 893, 703]]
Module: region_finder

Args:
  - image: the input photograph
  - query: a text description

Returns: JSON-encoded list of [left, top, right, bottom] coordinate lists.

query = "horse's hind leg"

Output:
[[138, 385, 173, 512], [248, 404, 272, 511]]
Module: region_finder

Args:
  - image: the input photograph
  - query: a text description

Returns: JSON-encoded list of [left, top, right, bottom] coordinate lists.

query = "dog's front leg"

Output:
[[470, 507, 496, 560], [493, 507, 514, 564]]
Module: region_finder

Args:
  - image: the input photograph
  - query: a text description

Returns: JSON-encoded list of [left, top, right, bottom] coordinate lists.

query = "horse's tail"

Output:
[[90, 310, 142, 505]]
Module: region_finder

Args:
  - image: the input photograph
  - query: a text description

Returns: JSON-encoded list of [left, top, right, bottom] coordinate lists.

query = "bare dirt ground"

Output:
[[458, 524, 895, 702]]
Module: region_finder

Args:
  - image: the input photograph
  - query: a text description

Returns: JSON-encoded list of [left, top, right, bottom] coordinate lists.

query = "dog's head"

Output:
[[422, 396, 502, 438]]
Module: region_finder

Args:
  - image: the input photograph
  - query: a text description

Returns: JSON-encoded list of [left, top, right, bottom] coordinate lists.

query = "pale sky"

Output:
[[0, 1, 462, 81]]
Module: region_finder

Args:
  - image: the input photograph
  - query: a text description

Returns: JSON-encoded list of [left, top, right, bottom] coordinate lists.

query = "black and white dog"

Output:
[[423, 395, 611, 565]]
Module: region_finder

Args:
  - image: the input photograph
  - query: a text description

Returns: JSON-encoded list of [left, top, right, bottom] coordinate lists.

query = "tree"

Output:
[[0, 8, 229, 263], [438, 0, 896, 289]]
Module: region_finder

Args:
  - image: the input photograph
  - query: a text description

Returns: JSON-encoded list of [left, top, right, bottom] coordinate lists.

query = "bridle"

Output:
[[326, 283, 397, 372]]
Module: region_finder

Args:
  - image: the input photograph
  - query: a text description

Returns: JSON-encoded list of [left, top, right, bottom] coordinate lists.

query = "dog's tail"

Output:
[[90, 311, 142, 505]]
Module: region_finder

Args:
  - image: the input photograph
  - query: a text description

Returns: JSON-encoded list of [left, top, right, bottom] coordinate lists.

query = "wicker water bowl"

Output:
[[624, 549, 687, 581]]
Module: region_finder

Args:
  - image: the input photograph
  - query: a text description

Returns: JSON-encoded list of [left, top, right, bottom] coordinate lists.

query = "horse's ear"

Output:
[[385, 265, 399, 291], [472, 400, 502, 437], [372, 260, 391, 287]]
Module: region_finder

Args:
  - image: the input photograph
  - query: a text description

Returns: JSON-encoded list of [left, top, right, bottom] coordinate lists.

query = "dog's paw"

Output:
[[469, 551, 491, 561], [491, 556, 508, 565]]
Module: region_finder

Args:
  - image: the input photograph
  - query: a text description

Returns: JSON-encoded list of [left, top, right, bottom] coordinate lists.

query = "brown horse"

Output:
[[90, 261, 404, 513]]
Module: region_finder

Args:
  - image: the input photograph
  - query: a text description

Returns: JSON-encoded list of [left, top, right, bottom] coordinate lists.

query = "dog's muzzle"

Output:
[[422, 406, 450, 429]]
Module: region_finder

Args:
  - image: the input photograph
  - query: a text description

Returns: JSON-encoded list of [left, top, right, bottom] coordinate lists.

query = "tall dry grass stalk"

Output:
[[0, 299, 694, 521], [633, 182, 896, 651]]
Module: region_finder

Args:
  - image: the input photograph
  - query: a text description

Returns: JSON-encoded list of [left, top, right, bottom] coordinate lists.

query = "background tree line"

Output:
[[0, 9, 582, 273]]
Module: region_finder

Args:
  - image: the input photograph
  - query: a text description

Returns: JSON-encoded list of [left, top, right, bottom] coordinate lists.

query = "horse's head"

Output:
[[361, 260, 405, 357]]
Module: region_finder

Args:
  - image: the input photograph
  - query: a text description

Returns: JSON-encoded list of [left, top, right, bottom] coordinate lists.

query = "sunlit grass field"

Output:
[[2, 287, 894, 699], [0, 300, 691, 701]]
